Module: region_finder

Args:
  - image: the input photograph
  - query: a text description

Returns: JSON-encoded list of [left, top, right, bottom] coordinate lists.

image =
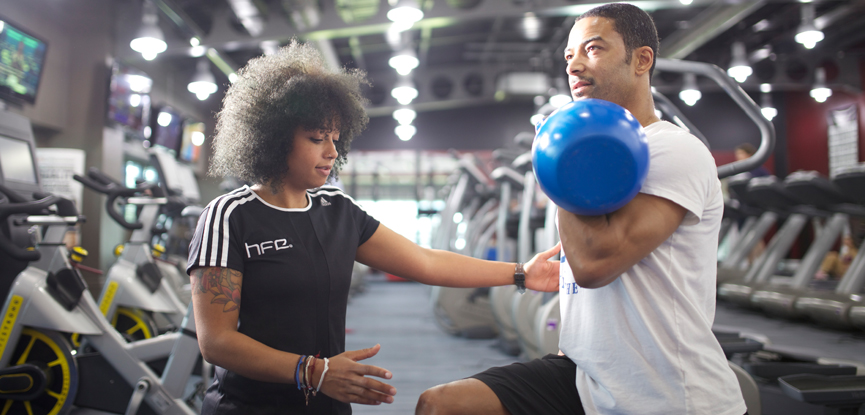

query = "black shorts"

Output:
[[470, 354, 584, 415]]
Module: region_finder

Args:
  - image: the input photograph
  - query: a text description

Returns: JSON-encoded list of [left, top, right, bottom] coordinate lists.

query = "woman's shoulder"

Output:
[[201, 186, 258, 215], [307, 186, 369, 212]]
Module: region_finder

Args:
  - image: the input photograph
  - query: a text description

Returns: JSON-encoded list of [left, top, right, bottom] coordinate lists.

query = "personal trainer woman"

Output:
[[187, 40, 561, 415]]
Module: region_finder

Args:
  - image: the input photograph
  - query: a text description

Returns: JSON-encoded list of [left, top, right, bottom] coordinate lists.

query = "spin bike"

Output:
[[0, 185, 200, 415], [73, 167, 188, 343]]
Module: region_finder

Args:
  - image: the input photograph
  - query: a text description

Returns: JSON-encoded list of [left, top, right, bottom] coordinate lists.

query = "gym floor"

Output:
[[346, 279, 865, 415]]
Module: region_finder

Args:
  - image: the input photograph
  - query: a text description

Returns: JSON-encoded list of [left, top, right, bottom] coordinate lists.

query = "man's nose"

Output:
[[567, 57, 584, 75]]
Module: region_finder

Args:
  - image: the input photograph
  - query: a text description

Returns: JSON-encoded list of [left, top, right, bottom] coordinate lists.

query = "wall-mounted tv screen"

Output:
[[107, 63, 152, 133], [150, 105, 183, 154], [0, 16, 48, 105], [179, 120, 205, 163]]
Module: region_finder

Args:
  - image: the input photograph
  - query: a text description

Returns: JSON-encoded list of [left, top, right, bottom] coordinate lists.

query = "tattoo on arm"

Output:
[[191, 268, 242, 312]]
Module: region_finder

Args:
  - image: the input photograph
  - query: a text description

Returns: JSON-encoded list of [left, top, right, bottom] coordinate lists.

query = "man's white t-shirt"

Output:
[[558, 121, 746, 415]]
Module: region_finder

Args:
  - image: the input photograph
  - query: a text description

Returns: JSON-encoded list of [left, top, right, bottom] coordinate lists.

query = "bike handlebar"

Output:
[[0, 193, 64, 262], [73, 168, 155, 230]]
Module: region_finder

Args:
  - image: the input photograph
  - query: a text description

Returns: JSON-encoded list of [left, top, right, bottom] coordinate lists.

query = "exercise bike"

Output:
[[0, 185, 201, 414], [73, 167, 189, 344]]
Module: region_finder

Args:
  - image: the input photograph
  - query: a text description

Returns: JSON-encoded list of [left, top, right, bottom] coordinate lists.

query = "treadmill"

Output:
[[792, 165, 865, 328], [717, 176, 813, 306], [717, 174, 780, 285], [749, 171, 851, 318]]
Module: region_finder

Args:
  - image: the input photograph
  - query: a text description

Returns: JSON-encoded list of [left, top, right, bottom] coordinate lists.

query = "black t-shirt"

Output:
[[187, 185, 379, 414]]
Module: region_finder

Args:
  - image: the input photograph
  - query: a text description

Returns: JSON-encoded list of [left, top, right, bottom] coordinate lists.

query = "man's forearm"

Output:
[[557, 209, 626, 287]]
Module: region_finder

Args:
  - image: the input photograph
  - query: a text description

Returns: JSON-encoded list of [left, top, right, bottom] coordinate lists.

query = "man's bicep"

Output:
[[190, 267, 242, 333]]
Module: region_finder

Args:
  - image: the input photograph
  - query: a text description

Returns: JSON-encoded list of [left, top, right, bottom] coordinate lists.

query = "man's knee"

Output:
[[417, 379, 506, 415]]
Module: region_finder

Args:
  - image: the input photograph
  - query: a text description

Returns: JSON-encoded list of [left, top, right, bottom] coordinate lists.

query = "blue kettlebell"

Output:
[[532, 99, 649, 215]]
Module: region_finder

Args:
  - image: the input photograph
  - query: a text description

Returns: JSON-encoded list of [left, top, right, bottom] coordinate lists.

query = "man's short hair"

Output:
[[577, 3, 659, 80], [736, 143, 757, 156]]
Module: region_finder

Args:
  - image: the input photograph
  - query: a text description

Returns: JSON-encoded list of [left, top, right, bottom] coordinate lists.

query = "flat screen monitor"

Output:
[[107, 64, 152, 133], [0, 135, 37, 185], [179, 121, 205, 163], [0, 16, 48, 105], [150, 105, 183, 154]]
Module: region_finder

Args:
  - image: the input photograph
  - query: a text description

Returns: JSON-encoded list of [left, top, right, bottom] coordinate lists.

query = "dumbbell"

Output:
[[532, 99, 649, 215]]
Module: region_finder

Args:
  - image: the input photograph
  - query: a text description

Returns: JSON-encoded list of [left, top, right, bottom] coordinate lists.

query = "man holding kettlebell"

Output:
[[416, 3, 746, 415]]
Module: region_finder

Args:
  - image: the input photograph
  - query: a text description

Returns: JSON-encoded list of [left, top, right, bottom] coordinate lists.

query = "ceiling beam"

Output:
[[348, 36, 366, 71], [659, 1, 765, 59], [418, 25, 433, 68]]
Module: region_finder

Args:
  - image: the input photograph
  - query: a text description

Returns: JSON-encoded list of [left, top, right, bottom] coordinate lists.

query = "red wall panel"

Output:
[[785, 59, 865, 176]]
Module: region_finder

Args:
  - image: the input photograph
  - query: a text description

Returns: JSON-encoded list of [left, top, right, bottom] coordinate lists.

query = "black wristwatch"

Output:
[[514, 263, 526, 294]]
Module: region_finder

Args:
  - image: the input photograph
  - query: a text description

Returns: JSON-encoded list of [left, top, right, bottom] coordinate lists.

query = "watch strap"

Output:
[[514, 263, 526, 294]]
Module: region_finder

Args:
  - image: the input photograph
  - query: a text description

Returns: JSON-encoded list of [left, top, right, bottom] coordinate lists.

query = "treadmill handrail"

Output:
[[655, 58, 775, 179], [652, 89, 710, 149]]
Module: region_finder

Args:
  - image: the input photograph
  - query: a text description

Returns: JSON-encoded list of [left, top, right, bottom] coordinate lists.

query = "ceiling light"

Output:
[[391, 78, 418, 105], [680, 0, 693, 4], [760, 83, 772, 93], [130, 1, 167, 61], [760, 92, 777, 121], [530, 113, 545, 126], [387, 0, 423, 26], [190, 37, 200, 47], [157, 111, 173, 127], [386, 24, 406, 47], [191, 131, 206, 146], [521, 13, 543, 40], [679, 73, 701, 106], [727, 42, 752, 83], [129, 94, 142, 107], [389, 49, 419, 76], [395, 124, 416, 141], [228, 73, 238, 83], [393, 108, 417, 125], [752, 19, 771, 32], [260, 40, 279, 56], [549, 94, 571, 108], [125, 74, 152, 93], [795, 4, 824, 49], [810, 67, 832, 103], [190, 45, 207, 57], [188, 59, 218, 101], [548, 77, 572, 108]]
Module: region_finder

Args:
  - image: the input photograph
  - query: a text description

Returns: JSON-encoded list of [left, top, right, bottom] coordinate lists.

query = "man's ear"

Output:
[[633, 46, 654, 76]]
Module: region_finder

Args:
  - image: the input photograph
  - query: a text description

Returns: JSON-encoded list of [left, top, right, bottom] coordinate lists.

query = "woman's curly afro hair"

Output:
[[209, 40, 369, 192]]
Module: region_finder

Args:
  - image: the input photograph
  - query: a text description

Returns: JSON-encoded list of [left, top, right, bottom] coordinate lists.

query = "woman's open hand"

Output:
[[317, 344, 397, 405], [525, 242, 561, 292]]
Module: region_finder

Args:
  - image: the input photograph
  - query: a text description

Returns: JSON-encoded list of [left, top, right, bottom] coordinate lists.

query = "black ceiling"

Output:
[[113, 0, 865, 115]]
